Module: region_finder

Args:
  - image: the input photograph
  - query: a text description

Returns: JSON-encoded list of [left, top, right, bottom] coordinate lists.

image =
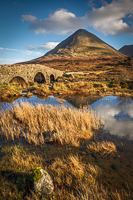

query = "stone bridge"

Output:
[[0, 64, 63, 85]]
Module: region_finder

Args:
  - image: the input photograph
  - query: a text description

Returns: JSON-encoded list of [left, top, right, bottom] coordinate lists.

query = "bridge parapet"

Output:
[[0, 64, 63, 84]]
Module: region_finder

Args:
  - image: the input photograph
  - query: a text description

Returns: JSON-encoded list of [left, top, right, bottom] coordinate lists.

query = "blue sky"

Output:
[[0, 0, 133, 64]]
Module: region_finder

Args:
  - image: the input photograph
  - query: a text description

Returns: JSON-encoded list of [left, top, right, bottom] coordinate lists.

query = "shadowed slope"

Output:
[[119, 44, 133, 56]]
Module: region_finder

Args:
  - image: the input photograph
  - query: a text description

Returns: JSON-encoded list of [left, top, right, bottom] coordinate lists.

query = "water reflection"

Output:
[[65, 96, 101, 108], [0, 95, 73, 112], [90, 96, 133, 140], [0, 95, 133, 140]]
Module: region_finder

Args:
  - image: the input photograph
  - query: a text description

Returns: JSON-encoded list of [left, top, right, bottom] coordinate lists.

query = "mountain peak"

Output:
[[43, 29, 123, 58]]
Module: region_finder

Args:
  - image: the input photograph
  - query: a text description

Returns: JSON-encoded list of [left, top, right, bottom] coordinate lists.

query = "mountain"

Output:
[[41, 29, 124, 58], [119, 45, 133, 56], [20, 29, 125, 71]]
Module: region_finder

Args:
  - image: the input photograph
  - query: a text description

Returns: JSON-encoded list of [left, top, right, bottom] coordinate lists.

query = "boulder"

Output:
[[43, 130, 57, 143], [33, 167, 54, 196]]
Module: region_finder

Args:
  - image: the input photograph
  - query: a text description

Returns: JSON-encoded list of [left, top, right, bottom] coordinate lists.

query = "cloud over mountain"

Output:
[[85, 0, 133, 35], [39, 42, 60, 50], [21, 0, 133, 36], [22, 9, 85, 35]]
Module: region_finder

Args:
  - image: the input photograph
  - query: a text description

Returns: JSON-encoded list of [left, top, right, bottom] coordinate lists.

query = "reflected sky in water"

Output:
[[0, 95, 133, 140], [90, 96, 133, 140], [0, 95, 73, 111]]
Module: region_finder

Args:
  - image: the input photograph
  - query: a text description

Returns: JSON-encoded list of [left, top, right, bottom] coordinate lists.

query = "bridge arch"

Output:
[[50, 74, 55, 83], [9, 76, 27, 87], [34, 72, 46, 83]]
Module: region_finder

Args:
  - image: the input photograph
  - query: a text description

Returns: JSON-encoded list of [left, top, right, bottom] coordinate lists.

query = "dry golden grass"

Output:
[[24, 153, 129, 200], [49, 154, 99, 187], [0, 145, 43, 172], [0, 102, 104, 147], [69, 182, 130, 200], [87, 141, 117, 156], [0, 145, 130, 200]]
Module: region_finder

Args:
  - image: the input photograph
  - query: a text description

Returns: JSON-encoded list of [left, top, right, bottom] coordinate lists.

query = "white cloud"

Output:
[[22, 9, 85, 35], [21, 2, 133, 36], [21, 15, 37, 22], [0, 58, 24, 65], [26, 45, 37, 51], [39, 42, 59, 50], [5, 48, 20, 51], [0, 58, 22, 61], [0, 47, 4, 50], [0, 47, 43, 56], [25, 50, 42, 56], [85, 0, 133, 35]]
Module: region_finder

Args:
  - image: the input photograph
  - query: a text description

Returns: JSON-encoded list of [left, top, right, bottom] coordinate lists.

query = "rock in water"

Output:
[[33, 168, 54, 195]]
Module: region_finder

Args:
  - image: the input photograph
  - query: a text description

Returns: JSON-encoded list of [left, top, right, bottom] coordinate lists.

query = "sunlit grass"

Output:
[[0, 102, 104, 147], [0, 145, 43, 172], [49, 154, 99, 188], [87, 141, 117, 156], [0, 144, 131, 200]]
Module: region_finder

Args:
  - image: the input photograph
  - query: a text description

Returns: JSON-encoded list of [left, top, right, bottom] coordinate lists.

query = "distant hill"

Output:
[[119, 45, 133, 56], [41, 29, 123, 58]]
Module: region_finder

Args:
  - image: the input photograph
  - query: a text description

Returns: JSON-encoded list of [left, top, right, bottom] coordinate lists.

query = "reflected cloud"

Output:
[[91, 96, 133, 140]]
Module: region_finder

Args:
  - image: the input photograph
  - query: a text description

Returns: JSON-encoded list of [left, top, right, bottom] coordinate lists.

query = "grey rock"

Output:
[[34, 169, 54, 195]]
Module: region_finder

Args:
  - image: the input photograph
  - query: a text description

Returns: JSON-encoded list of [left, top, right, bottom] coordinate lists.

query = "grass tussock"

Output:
[[49, 155, 99, 187], [49, 154, 131, 200], [0, 145, 43, 172], [87, 141, 117, 156], [0, 102, 104, 147], [69, 182, 130, 200]]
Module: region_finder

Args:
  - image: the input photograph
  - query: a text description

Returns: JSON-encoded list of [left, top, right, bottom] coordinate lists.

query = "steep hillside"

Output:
[[42, 29, 123, 58]]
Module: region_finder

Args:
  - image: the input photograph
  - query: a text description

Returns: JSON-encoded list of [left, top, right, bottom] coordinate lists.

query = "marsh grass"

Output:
[[0, 145, 43, 200], [0, 102, 104, 147], [87, 141, 117, 156], [0, 84, 22, 100], [0, 144, 43, 172], [0, 145, 131, 200], [49, 155, 99, 187]]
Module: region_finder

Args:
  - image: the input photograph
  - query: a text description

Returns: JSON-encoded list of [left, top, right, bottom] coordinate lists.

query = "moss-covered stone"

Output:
[[32, 167, 42, 182]]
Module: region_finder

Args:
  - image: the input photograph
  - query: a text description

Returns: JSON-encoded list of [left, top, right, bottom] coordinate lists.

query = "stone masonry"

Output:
[[0, 64, 63, 84]]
